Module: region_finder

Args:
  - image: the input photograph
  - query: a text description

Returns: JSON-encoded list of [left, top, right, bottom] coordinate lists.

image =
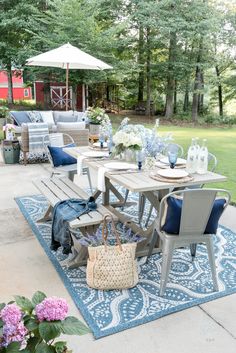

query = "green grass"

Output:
[[158, 125, 236, 202], [110, 115, 236, 202]]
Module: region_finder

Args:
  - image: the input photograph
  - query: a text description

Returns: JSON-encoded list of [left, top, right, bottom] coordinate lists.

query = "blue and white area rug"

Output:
[[16, 195, 236, 339]]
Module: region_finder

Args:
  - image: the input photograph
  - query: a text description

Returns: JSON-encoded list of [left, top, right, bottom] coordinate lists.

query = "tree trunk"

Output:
[[138, 26, 145, 102], [198, 72, 204, 115], [146, 27, 151, 116], [183, 83, 189, 112], [7, 63, 14, 104], [165, 32, 177, 119], [174, 80, 177, 114], [192, 38, 203, 122], [215, 65, 223, 116]]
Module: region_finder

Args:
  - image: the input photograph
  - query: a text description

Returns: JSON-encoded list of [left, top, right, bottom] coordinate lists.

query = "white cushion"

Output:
[[53, 110, 77, 123], [57, 122, 86, 130], [40, 111, 55, 128]]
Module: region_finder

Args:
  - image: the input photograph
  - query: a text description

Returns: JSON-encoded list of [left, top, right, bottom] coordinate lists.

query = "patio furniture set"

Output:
[[30, 127, 229, 294]]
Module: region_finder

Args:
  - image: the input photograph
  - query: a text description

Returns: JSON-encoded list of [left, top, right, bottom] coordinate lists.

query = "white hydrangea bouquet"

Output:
[[112, 130, 142, 155]]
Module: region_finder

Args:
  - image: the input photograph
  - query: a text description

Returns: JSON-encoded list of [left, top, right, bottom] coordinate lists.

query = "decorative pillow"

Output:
[[48, 143, 77, 167], [161, 196, 226, 235], [77, 112, 87, 122], [40, 111, 55, 128], [53, 111, 76, 123], [10, 111, 31, 126], [27, 111, 43, 123], [56, 122, 86, 130]]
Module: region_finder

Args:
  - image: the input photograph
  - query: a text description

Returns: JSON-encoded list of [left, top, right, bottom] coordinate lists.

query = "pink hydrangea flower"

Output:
[[35, 297, 69, 322], [0, 304, 22, 325], [2, 321, 28, 347]]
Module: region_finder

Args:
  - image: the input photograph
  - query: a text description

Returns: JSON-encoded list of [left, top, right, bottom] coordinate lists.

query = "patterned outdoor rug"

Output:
[[15, 194, 236, 339]]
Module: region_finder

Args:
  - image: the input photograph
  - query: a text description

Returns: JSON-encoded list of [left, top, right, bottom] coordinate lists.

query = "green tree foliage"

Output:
[[1, 0, 236, 120]]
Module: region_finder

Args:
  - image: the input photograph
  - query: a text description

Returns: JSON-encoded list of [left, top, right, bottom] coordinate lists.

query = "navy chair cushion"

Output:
[[48, 143, 77, 167], [10, 111, 31, 126], [161, 196, 226, 235]]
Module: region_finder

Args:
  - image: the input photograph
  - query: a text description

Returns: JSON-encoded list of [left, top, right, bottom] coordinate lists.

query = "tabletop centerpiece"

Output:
[[112, 127, 142, 162], [86, 107, 111, 136]]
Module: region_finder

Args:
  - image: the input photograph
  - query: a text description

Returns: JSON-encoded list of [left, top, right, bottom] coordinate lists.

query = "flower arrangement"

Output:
[[76, 225, 144, 247], [112, 130, 142, 155], [2, 124, 16, 141], [0, 291, 89, 352], [86, 107, 110, 125]]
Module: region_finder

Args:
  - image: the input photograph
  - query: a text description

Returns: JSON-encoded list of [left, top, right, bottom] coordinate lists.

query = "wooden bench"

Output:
[[34, 176, 117, 268]]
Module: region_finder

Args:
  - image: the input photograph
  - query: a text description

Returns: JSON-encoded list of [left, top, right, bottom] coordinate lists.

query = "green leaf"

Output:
[[0, 319, 3, 328], [35, 342, 55, 353], [5, 342, 21, 353], [25, 318, 39, 331], [39, 321, 61, 342], [25, 336, 41, 352], [54, 341, 67, 353], [61, 316, 90, 336], [14, 296, 34, 313], [32, 291, 47, 306], [0, 302, 5, 310]]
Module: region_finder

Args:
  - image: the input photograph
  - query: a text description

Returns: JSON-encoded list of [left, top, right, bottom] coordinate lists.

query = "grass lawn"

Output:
[[110, 115, 236, 203], [158, 125, 236, 202]]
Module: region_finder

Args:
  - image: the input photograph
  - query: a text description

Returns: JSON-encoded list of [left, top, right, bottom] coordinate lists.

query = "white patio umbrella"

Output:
[[26, 43, 113, 110]]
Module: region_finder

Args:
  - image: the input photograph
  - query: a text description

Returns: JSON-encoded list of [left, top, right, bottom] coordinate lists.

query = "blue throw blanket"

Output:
[[51, 197, 97, 254]]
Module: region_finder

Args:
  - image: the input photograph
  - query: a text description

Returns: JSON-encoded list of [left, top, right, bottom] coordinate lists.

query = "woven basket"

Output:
[[86, 215, 138, 290]]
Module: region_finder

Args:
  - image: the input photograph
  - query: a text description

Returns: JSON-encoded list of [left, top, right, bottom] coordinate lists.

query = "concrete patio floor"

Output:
[[0, 157, 236, 353]]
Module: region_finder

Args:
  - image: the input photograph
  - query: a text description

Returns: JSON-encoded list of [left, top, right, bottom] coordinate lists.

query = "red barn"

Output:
[[0, 70, 32, 100], [34, 81, 87, 111]]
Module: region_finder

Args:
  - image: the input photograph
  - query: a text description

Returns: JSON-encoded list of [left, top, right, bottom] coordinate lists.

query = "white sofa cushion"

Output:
[[53, 110, 77, 123], [57, 121, 86, 130]]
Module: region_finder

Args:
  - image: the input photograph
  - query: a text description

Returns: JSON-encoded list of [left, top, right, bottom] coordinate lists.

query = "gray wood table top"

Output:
[[63, 146, 227, 192]]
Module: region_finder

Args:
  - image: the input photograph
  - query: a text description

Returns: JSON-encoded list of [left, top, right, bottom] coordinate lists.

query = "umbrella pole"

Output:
[[66, 63, 69, 111]]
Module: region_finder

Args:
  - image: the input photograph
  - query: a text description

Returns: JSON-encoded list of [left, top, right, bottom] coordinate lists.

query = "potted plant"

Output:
[[0, 291, 90, 352], [86, 107, 110, 135]]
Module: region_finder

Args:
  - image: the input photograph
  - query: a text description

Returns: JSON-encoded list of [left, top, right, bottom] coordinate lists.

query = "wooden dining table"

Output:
[[63, 146, 227, 257]]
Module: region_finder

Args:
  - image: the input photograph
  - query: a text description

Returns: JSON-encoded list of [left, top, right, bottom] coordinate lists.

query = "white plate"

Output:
[[82, 151, 109, 158], [159, 157, 187, 165], [104, 162, 137, 170], [93, 142, 108, 148], [157, 169, 189, 179]]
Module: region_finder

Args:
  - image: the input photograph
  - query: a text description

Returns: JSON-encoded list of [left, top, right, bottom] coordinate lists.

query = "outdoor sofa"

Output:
[[7, 110, 89, 164]]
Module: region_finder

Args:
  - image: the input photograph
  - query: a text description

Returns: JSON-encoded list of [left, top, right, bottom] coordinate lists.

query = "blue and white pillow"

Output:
[[27, 111, 43, 123]]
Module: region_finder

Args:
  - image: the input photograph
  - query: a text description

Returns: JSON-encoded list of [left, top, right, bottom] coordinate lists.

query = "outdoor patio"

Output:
[[0, 153, 236, 353]]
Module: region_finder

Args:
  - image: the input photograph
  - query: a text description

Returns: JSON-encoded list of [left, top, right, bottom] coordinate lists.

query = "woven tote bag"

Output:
[[86, 215, 139, 290]]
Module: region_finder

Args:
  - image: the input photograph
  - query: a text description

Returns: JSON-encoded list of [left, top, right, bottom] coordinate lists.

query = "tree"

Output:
[[0, 0, 54, 104]]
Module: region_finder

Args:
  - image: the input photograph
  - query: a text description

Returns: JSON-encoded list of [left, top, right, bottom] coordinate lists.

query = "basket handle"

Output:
[[102, 214, 122, 251]]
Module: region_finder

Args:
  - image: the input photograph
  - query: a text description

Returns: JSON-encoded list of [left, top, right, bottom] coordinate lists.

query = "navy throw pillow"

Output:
[[161, 196, 226, 235], [48, 143, 77, 167]]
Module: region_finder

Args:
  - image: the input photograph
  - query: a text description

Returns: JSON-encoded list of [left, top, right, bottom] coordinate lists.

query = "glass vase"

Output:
[[124, 149, 136, 163]]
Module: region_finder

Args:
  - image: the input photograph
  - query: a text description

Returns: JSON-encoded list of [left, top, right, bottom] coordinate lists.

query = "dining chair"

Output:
[[43, 133, 93, 193], [146, 188, 231, 296]]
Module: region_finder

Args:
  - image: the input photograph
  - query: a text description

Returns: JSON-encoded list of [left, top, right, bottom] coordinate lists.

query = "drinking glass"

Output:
[[136, 150, 145, 170], [168, 151, 178, 169], [99, 131, 105, 148]]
